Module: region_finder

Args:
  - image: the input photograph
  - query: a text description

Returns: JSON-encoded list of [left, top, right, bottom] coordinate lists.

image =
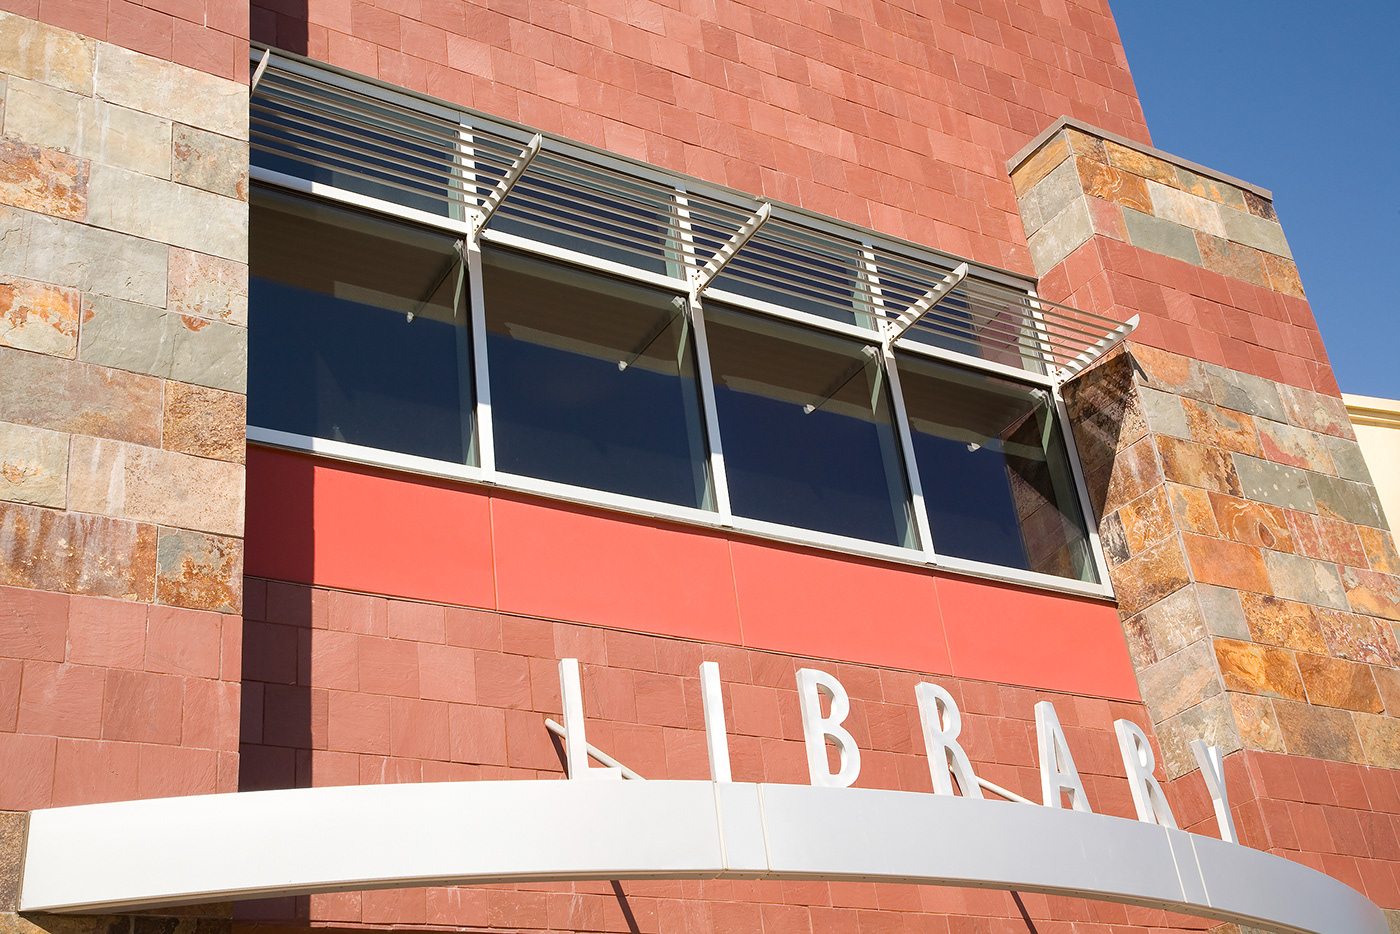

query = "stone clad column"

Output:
[[1011, 122, 1400, 888], [0, 13, 249, 813]]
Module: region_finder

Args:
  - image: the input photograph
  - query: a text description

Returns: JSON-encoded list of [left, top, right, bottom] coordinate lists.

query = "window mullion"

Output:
[[465, 234, 495, 476], [676, 186, 733, 522]]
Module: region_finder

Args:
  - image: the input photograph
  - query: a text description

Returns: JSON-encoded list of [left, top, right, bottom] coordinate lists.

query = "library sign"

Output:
[[19, 660, 1386, 934]]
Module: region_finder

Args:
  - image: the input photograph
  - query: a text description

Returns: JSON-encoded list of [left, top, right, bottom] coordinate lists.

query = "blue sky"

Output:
[[1108, 1, 1399, 399]]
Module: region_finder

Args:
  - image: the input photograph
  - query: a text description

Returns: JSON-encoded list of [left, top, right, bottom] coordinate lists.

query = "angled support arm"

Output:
[[470, 132, 543, 241], [689, 202, 772, 298], [884, 262, 969, 344]]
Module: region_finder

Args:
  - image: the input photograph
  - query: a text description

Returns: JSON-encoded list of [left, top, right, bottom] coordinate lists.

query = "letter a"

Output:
[[1035, 701, 1091, 811], [796, 668, 860, 787], [915, 682, 981, 798]]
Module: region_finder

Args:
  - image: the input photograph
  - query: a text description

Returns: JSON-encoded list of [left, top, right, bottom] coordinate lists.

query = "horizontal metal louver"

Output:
[[250, 49, 1134, 382]]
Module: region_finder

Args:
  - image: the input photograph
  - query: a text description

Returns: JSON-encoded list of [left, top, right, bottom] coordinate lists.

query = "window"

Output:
[[246, 57, 1132, 593], [249, 189, 474, 465], [483, 248, 711, 509]]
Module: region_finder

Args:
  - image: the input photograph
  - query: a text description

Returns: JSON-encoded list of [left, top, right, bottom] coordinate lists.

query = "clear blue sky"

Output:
[[1108, 1, 1399, 399]]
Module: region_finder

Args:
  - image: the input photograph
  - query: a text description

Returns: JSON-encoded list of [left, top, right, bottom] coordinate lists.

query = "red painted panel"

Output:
[[490, 495, 742, 644], [244, 448, 496, 608], [728, 540, 950, 675], [937, 574, 1140, 701]]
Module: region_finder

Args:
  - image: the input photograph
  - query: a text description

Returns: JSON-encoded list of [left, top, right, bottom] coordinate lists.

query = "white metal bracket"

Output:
[[883, 262, 969, 345], [469, 132, 543, 242], [689, 202, 772, 299], [544, 717, 646, 781], [250, 48, 272, 94], [1057, 314, 1139, 381]]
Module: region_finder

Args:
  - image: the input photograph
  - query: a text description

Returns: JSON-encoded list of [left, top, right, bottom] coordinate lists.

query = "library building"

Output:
[[1, 1, 1398, 932]]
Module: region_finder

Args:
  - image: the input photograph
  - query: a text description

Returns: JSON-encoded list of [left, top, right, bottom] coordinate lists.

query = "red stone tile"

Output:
[[358, 636, 420, 696], [326, 690, 390, 755], [475, 652, 532, 709], [387, 599, 446, 643], [138, 743, 218, 798], [0, 584, 68, 662], [419, 643, 476, 704], [448, 704, 507, 767], [183, 676, 240, 752], [389, 697, 450, 760], [145, 605, 221, 678], [19, 660, 105, 739]]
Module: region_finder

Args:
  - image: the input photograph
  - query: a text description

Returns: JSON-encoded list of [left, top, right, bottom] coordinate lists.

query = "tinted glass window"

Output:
[[248, 190, 474, 464], [704, 307, 914, 547], [896, 355, 1094, 581], [483, 248, 711, 508]]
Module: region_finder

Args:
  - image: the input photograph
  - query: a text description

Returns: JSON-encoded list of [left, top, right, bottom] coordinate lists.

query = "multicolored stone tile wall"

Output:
[[0, 12, 247, 812]]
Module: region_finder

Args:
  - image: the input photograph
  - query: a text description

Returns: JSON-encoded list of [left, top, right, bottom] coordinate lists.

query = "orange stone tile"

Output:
[[1374, 666, 1400, 717], [0, 138, 88, 221], [1011, 134, 1070, 196], [1075, 159, 1152, 213], [1206, 492, 1292, 552], [1240, 593, 1328, 655], [1180, 399, 1262, 456], [1354, 713, 1400, 769], [1117, 484, 1173, 556], [1340, 567, 1400, 622], [1063, 127, 1108, 163], [1106, 534, 1191, 617], [1359, 526, 1400, 576], [1166, 483, 1220, 536], [1214, 638, 1305, 700], [1180, 532, 1269, 592], [0, 275, 83, 358], [1263, 253, 1306, 299], [1101, 437, 1164, 514], [1297, 654, 1383, 713], [1104, 140, 1179, 187], [1273, 699, 1364, 764], [1196, 233, 1268, 288], [1156, 435, 1241, 495]]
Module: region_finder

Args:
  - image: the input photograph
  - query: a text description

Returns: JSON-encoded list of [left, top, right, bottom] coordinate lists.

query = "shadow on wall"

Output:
[[1061, 348, 1145, 526], [252, 0, 308, 55], [238, 449, 314, 924]]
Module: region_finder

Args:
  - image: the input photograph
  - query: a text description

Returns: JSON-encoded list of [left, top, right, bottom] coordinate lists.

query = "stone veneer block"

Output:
[[1323, 436, 1374, 484], [1221, 205, 1292, 258], [85, 163, 248, 263], [1136, 585, 1211, 657], [1166, 483, 1219, 536], [1182, 400, 1262, 457], [1207, 493, 1290, 552], [0, 346, 162, 446], [1375, 666, 1400, 715], [1233, 454, 1316, 511], [1279, 384, 1353, 438], [4, 77, 172, 178], [67, 436, 245, 537], [1228, 692, 1284, 753], [1010, 133, 1068, 195], [168, 247, 248, 325], [1121, 207, 1202, 266], [1156, 435, 1241, 495], [78, 294, 248, 393], [1146, 181, 1226, 237], [1108, 533, 1190, 617], [1017, 155, 1081, 235], [0, 205, 167, 306], [1318, 607, 1400, 666], [1214, 638, 1305, 700], [156, 527, 242, 613], [1256, 420, 1336, 475], [1138, 638, 1222, 720], [0, 11, 95, 95], [1134, 385, 1190, 438], [1263, 550, 1348, 610], [0, 420, 67, 507], [0, 499, 156, 599], [0, 137, 87, 221], [1027, 194, 1091, 274], [0, 273, 81, 357], [1240, 593, 1329, 654], [1296, 654, 1382, 712], [1358, 526, 1400, 575], [1103, 140, 1179, 187], [1262, 252, 1305, 298], [1197, 584, 1250, 640], [93, 43, 247, 140], [1156, 693, 1240, 778], [173, 124, 249, 200], [163, 382, 246, 464], [1339, 566, 1400, 622], [1195, 232, 1267, 289], [1175, 167, 1248, 210], [1272, 698, 1364, 762], [1355, 712, 1400, 769], [1076, 159, 1152, 213], [1181, 532, 1270, 592], [1203, 365, 1287, 423], [1308, 472, 1386, 529]]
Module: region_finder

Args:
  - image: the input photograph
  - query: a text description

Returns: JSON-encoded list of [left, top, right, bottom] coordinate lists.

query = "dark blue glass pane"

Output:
[[484, 249, 709, 508], [249, 191, 472, 464], [704, 308, 912, 546], [897, 354, 1093, 581]]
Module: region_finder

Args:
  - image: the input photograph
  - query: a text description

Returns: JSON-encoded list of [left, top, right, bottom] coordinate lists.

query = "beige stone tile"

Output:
[[1139, 638, 1222, 721], [0, 274, 81, 357], [0, 11, 95, 95], [68, 436, 245, 537], [94, 42, 247, 139], [77, 294, 247, 393], [0, 344, 162, 446], [1154, 693, 1240, 779], [86, 163, 248, 262], [0, 420, 67, 507], [4, 77, 171, 177], [1146, 180, 1226, 237], [1354, 711, 1400, 769], [0, 204, 168, 306], [173, 124, 248, 200], [168, 247, 247, 325]]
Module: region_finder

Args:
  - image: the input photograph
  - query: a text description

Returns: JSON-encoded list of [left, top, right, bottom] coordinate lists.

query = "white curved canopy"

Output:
[[21, 780, 1384, 934]]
